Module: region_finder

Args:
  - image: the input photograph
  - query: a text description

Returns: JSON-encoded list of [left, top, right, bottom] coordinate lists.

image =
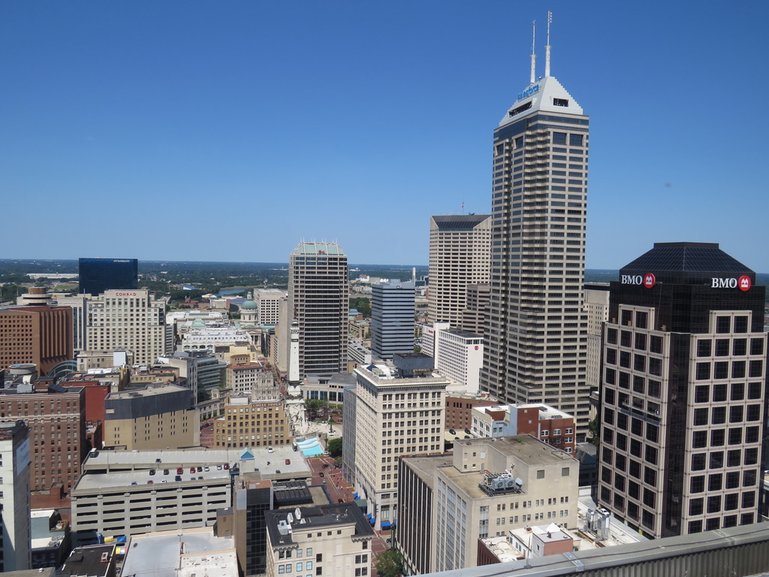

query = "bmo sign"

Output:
[[621, 272, 656, 289], [711, 275, 752, 292]]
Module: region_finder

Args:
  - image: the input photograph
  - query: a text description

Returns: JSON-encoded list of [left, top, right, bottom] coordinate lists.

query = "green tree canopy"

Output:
[[375, 549, 403, 577], [327, 437, 342, 458]]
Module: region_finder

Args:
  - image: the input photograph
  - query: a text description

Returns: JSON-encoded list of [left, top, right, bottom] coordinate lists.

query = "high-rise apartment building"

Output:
[[342, 365, 448, 529], [598, 243, 767, 539], [78, 257, 138, 296], [0, 306, 73, 374], [480, 30, 590, 436], [288, 242, 349, 381], [371, 279, 415, 360], [0, 421, 31, 572], [428, 215, 491, 326]]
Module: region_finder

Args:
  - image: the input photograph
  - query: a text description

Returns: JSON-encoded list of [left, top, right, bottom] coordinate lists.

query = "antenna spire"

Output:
[[545, 10, 552, 77], [529, 20, 536, 84]]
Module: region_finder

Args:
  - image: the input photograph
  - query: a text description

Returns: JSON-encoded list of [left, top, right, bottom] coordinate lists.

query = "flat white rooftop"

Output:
[[121, 526, 237, 577]]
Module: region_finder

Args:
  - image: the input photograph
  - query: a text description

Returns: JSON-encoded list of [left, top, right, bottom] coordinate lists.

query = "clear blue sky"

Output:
[[2, 1, 768, 270]]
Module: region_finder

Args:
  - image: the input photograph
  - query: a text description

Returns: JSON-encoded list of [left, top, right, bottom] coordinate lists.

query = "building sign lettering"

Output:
[[621, 273, 656, 288], [711, 276, 752, 291]]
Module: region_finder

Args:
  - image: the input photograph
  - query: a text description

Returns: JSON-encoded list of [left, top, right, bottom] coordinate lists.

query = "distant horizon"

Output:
[[1, 258, 768, 277]]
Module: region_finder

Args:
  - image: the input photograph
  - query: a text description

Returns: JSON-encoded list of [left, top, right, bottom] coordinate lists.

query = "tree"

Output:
[[327, 437, 342, 458], [375, 549, 403, 577], [588, 415, 599, 447]]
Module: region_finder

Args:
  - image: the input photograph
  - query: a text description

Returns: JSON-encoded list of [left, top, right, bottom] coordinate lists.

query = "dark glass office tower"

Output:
[[597, 242, 767, 538], [78, 258, 138, 295], [480, 55, 590, 436]]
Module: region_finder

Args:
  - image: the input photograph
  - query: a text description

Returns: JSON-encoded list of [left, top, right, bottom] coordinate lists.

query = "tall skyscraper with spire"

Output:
[[480, 13, 590, 436]]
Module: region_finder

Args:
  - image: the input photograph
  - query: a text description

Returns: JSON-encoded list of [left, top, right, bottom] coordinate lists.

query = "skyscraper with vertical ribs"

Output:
[[480, 16, 590, 436], [288, 242, 349, 381]]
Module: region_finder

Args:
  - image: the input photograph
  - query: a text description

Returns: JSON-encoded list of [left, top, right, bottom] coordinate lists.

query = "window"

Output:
[[553, 132, 567, 145], [695, 363, 710, 380], [569, 133, 583, 146], [697, 340, 712, 357], [537, 470, 545, 479], [716, 316, 730, 333], [553, 98, 569, 107]]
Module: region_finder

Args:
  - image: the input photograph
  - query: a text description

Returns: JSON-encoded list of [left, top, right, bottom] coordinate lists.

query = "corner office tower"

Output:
[[480, 17, 590, 436], [598, 243, 767, 538]]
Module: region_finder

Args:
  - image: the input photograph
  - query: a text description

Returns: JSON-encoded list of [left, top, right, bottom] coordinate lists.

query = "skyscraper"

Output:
[[370, 279, 415, 360], [288, 242, 349, 381], [428, 215, 491, 326], [597, 242, 767, 538], [480, 18, 590, 435]]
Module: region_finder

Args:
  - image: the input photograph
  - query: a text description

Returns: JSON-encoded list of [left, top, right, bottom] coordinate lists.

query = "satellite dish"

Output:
[[287, 513, 294, 524], [295, 508, 302, 520]]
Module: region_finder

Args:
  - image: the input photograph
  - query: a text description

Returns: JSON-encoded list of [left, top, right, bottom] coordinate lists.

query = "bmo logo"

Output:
[[621, 273, 656, 289], [711, 275, 752, 292]]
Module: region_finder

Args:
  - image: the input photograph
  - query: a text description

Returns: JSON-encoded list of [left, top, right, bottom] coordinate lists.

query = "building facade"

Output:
[[103, 384, 199, 450], [288, 242, 349, 381], [254, 289, 287, 326], [213, 397, 291, 448], [78, 257, 138, 296], [227, 361, 277, 399], [0, 306, 73, 374], [434, 329, 484, 392], [480, 50, 590, 437], [265, 503, 373, 577], [598, 242, 767, 538], [76, 289, 169, 366], [342, 365, 448, 529], [428, 215, 491, 326], [0, 385, 85, 507], [471, 403, 577, 454], [0, 421, 31, 572], [461, 283, 490, 336], [585, 285, 610, 391], [370, 280, 416, 360], [398, 436, 578, 573]]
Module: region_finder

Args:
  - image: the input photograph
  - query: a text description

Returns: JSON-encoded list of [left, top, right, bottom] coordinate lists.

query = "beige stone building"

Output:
[[342, 364, 448, 529], [226, 361, 276, 399], [398, 435, 578, 573], [103, 384, 199, 450], [213, 397, 291, 448], [265, 503, 374, 577], [428, 215, 491, 327]]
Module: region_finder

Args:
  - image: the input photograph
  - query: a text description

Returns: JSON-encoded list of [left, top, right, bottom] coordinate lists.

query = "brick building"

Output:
[[0, 306, 73, 374]]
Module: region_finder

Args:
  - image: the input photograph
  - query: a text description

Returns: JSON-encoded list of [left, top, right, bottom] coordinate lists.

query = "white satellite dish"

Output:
[[287, 513, 294, 525], [295, 508, 302, 520]]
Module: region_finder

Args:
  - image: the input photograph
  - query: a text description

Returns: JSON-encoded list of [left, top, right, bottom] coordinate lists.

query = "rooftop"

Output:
[[432, 214, 490, 231], [498, 75, 584, 128], [291, 242, 346, 256], [621, 242, 752, 277], [120, 526, 237, 577], [265, 503, 373, 548]]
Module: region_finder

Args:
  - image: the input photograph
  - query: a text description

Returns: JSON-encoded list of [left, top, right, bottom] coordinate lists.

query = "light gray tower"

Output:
[[371, 280, 416, 360], [480, 14, 590, 436], [288, 242, 349, 381]]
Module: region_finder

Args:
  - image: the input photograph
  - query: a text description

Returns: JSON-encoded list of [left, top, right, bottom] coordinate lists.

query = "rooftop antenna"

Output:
[[544, 10, 552, 77], [529, 20, 537, 84]]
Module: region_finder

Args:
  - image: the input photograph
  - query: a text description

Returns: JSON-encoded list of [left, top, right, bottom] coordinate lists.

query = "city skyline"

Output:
[[1, 1, 768, 270]]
